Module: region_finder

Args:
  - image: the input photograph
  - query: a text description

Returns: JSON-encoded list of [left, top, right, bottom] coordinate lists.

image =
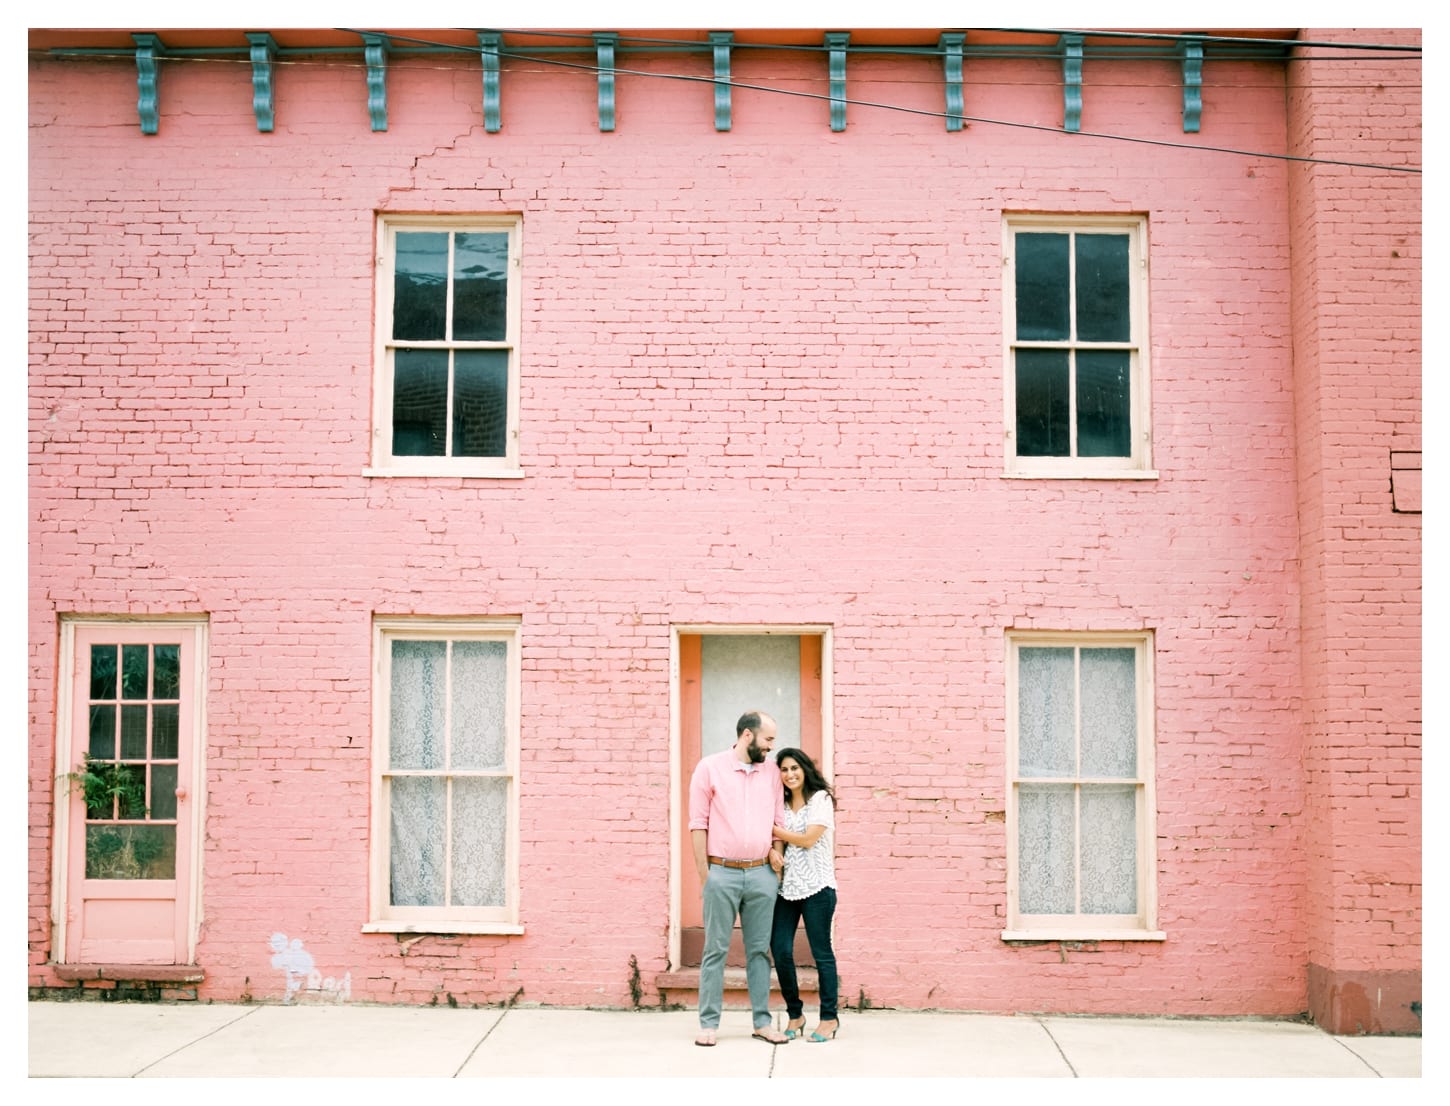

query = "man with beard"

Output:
[[688, 709, 790, 1047]]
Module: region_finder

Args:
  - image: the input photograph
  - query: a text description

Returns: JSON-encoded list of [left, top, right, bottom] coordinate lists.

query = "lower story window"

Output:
[[369, 618, 522, 933], [1004, 631, 1162, 940]]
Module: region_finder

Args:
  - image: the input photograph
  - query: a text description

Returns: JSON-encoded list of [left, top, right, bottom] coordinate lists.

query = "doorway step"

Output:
[[654, 966, 818, 1010], [42, 963, 205, 1001]]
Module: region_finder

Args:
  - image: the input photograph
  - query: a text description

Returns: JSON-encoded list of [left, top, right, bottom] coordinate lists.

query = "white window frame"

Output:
[[1003, 631, 1164, 941], [365, 617, 523, 934], [1002, 215, 1155, 479], [367, 215, 524, 478]]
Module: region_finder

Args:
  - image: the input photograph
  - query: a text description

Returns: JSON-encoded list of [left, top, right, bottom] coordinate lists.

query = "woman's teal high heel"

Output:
[[808, 1022, 839, 1042], [784, 1018, 807, 1040]]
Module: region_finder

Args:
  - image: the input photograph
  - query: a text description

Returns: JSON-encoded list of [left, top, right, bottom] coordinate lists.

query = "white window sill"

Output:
[[363, 922, 526, 936], [1002, 469, 1159, 480], [362, 467, 526, 480], [1001, 929, 1166, 942]]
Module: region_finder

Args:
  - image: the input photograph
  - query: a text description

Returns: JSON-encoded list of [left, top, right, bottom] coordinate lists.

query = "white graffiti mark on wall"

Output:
[[268, 932, 352, 1004]]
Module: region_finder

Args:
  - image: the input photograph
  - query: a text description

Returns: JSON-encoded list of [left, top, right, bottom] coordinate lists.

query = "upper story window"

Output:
[[369, 216, 523, 477], [1003, 216, 1154, 478]]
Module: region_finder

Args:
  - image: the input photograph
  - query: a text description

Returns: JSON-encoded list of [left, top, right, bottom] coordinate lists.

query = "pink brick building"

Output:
[[27, 27, 1421, 1034]]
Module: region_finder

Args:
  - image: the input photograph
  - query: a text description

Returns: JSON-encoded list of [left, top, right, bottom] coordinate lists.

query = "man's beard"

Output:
[[746, 739, 766, 764]]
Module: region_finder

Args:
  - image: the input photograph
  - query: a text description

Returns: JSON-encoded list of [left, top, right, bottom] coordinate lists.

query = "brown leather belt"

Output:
[[708, 855, 770, 870]]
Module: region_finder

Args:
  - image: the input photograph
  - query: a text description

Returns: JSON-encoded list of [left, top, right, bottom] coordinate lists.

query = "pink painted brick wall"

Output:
[[1286, 28, 1421, 1030], [28, 30, 1418, 1017]]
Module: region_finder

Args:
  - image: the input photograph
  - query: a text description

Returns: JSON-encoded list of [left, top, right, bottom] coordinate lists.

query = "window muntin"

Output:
[[1005, 217, 1152, 476], [371, 218, 521, 476], [371, 620, 521, 931], [83, 642, 182, 880], [1005, 633, 1161, 939]]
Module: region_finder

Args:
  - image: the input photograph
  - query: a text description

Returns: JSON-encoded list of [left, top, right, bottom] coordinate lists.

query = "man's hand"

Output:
[[768, 849, 784, 874]]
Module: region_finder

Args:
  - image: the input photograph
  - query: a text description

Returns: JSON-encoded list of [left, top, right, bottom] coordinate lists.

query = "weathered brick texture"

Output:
[[28, 29, 1418, 1022]]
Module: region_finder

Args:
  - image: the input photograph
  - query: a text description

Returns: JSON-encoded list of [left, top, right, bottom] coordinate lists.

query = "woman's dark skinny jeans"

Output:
[[770, 886, 838, 1022]]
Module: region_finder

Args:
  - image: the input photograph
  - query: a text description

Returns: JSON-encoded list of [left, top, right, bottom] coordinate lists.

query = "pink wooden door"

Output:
[[64, 624, 198, 964]]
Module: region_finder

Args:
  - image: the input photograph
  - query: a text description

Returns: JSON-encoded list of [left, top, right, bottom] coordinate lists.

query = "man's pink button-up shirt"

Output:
[[688, 749, 786, 860]]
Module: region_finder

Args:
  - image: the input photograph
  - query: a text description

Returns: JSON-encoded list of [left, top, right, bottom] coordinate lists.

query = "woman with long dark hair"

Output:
[[766, 747, 839, 1041]]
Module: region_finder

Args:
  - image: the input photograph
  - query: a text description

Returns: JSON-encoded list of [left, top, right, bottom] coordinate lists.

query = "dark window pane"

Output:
[[153, 644, 180, 699], [1075, 234, 1131, 342], [88, 705, 116, 759], [117, 763, 147, 818], [1016, 349, 1070, 456], [90, 645, 117, 700], [152, 704, 179, 759], [1015, 233, 1070, 341], [1076, 350, 1132, 457], [151, 764, 178, 820], [393, 232, 449, 341], [452, 233, 509, 341], [121, 645, 148, 700], [453, 350, 509, 457], [392, 349, 449, 456], [121, 705, 148, 758]]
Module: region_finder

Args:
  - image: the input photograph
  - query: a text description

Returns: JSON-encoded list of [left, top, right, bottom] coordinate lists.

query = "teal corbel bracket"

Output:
[[245, 32, 277, 132], [478, 31, 502, 132], [940, 32, 965, 132], [710, 31, 733, 132], [1179, 38, 1203, 133], [1060, 33, 1083, 132], [361, 33, 389, 131], [132, 33, 164, 134], [595, 33, 618, 131], [825, 32, 849, 131]]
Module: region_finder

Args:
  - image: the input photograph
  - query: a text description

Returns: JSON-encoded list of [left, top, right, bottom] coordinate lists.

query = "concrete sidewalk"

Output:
[[26, 1000, 1420, 1080]]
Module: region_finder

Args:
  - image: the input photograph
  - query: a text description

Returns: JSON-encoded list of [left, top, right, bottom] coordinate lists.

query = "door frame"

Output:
[[50, 615, 209, 964], [667, 623, 833, 971]]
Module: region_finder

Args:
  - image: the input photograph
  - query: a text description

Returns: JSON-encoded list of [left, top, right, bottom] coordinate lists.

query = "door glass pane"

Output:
[[1075, 233, 1131, 342], [116, 764, 147, 818], [1018, 783, 1074, 913], [1080, 784, 1137, 913], [1018, 647, 1075, 777], [86, 824, 175, 880], [153, 644, 180, 698], [152, 704, 180, 759], [1015, 233, 1070, 340], [392, 349, 449, 457], [88, 705, 116, 759], [451, 641, 507, 769], [700, 636, 802, 758], [121, 645, 149, 699], [120, 705, 148, 758], [451, 776, 507, 907], [90, 645, 117, 700], [390, 776, 446, 906], [390, 640, 446, 770], [1080, 648, 1137, 777], [392, 231, 449, 341], [1015, 349, 1070, 456], [452, 350, 509, 458], [451, 232, 509, 341], [151, 763, 178, 820], [1076, 350, 1131, 457]]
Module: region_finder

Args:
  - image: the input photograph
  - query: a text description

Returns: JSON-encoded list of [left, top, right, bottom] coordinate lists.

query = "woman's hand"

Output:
[[772, 825, 787, 841]]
